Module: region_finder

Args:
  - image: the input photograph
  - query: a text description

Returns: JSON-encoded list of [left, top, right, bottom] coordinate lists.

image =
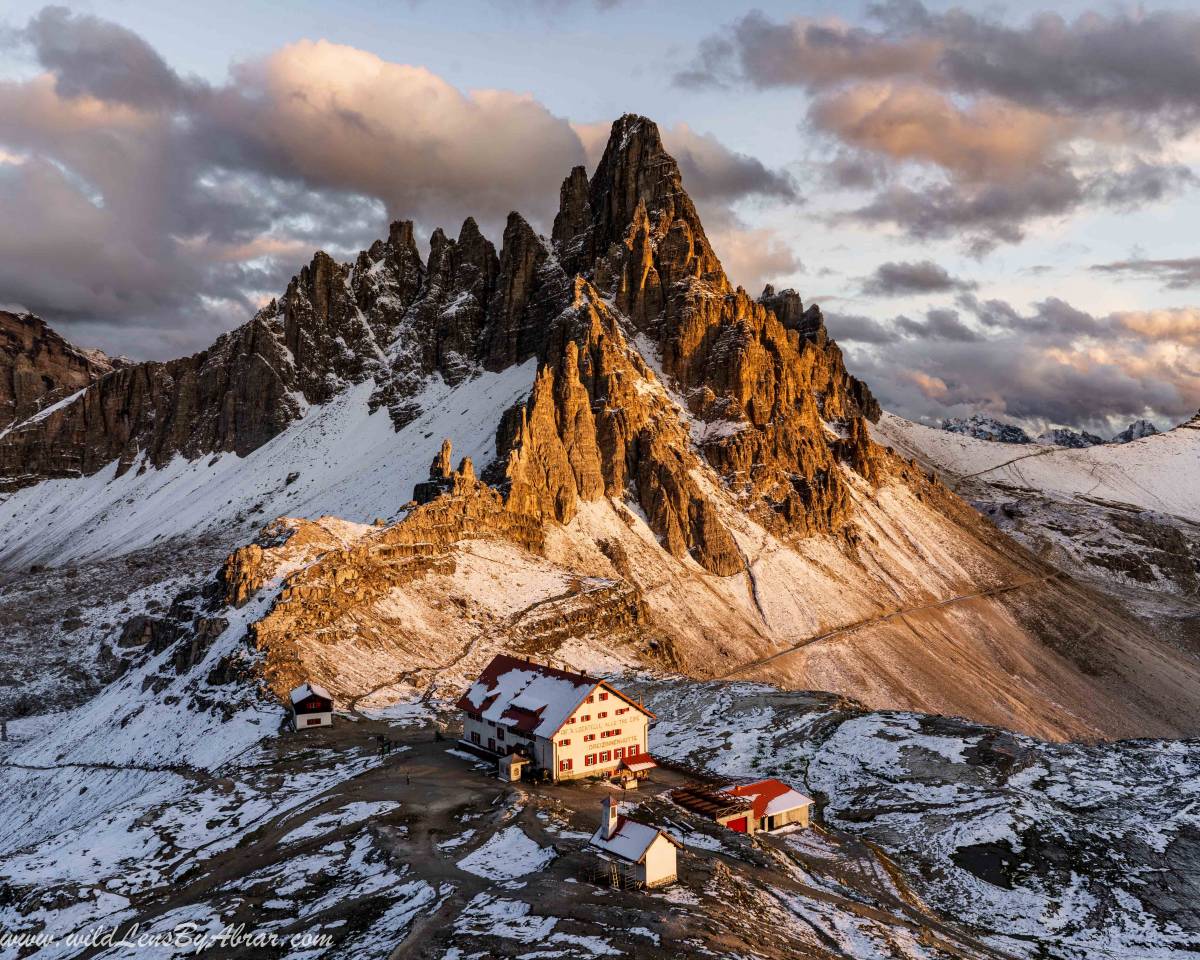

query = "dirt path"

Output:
[[951, 444, 1064, 485], [718, 572, 1061, 679]]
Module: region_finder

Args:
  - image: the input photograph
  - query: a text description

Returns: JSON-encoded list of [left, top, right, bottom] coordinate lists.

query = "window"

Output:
[[497, 728, 505, 740], [585, 754, 596, 766], [584, 733, 596, 742], [580, 715, 590, 722], [566, 717, 576, 724], [586, 695, 594, 704], [599, 692, 609, 701], [599, 750, 611, 763], [600, 728, 622, 739], [616, 707, 629, 715], [470, 731, 480, 745], [558, 738, 571, 747], [597, 711, 608, 719], [614, 747, 625, 759], [559, 758, 573, 772]]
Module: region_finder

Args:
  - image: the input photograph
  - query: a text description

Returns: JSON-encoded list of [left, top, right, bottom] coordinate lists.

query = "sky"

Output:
[[1, 0, 1199, 436]]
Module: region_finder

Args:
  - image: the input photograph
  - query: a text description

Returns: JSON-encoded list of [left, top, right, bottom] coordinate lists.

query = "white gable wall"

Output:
[[551, 686, 649, 781], [639, 834, 678, 887]]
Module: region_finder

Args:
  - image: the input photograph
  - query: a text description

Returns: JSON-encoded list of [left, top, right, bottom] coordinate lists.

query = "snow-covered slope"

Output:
[[876, 412, 1200, 522], [874, 412, 1200, 657]]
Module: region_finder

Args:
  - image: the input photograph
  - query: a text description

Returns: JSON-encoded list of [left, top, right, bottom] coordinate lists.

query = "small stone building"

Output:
[[588, 797, 679, 888], [289, 682, 333, 729]]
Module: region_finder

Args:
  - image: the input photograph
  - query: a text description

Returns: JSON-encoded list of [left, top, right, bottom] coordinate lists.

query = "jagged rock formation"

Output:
[[0, 311, 117, 431], [942, 414, 1032, 444], [1036, 427, 1104, 448], [1112, 418, 1159, 443], [0, 114, 886, 576]]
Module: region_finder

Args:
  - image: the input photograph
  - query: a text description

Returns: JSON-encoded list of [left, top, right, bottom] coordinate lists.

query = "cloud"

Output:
[[680, 4, 1200, 250], [0, 8, 789, 358], [824, 311, 900, 344], [1114, 307, 1200, 346], [810, 84, 1071, 181], [861, 259, 974, 296], [685, 3, 1200, 120], [895, 307, 982, 341], [836, 293, 1200, 432], [708, 225, 802, 294], [1092, 256, 1200, 290], [20, 5, 192, 110], [674, 10, 939, 90]]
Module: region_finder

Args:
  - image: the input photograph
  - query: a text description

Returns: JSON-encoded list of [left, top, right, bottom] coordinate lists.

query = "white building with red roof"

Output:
[[722, 778, 813, 832], [456, 655, 655, 781]]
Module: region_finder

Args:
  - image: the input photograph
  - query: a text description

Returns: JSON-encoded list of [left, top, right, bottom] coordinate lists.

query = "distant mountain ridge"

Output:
[[942, 412, 1162, 447]]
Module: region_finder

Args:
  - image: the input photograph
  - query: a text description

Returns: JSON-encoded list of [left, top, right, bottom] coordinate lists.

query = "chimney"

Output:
[[601, 796, 619, 840]]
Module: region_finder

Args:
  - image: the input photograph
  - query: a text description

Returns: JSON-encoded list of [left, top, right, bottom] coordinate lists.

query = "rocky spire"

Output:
[[556, 114, 725, 289]]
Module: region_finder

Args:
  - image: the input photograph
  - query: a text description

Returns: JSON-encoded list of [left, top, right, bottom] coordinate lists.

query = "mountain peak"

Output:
[[553, 114, 724, 289]]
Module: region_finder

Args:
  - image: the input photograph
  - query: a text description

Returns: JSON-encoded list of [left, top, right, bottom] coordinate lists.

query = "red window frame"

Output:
[[599, 750, 611, 763], [558, 738, 571, 746], [559, 758, 573, 771], [566, 717, 576, 724], [614, 747, 625, 758], [585, 754, 596, 766], [599, 692, 609, 701], [586, 695, 595, 703], [580, 715, 590, 722], [597, 711, 607, 719], [584, 733, 596, 742]]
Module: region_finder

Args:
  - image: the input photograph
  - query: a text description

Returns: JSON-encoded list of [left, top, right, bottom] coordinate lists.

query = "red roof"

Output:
[[723, 779, 809, 821], [621, 752, 657, 771]]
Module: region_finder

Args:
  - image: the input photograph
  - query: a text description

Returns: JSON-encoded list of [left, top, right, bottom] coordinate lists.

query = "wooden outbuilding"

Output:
[[669, 783, 756, 832], [289, 682, 333, 729], [588, 797, 680, 889]]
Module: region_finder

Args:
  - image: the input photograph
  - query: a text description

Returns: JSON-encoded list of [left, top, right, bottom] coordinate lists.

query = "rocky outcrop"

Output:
[[495, 280, 743, 575], [0, 314, 302, 487], [537, 115, 886, 546], [0, 311, 117, 430]]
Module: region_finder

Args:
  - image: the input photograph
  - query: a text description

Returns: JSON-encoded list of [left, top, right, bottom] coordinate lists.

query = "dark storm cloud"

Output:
[[0, 7, 792, 359], [682, 2, 1200, 119], [1091, 256, 1200, 290], [861, 259, 974, 296], [823, 311, 901, 344], [21, 5, 193, 110]]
